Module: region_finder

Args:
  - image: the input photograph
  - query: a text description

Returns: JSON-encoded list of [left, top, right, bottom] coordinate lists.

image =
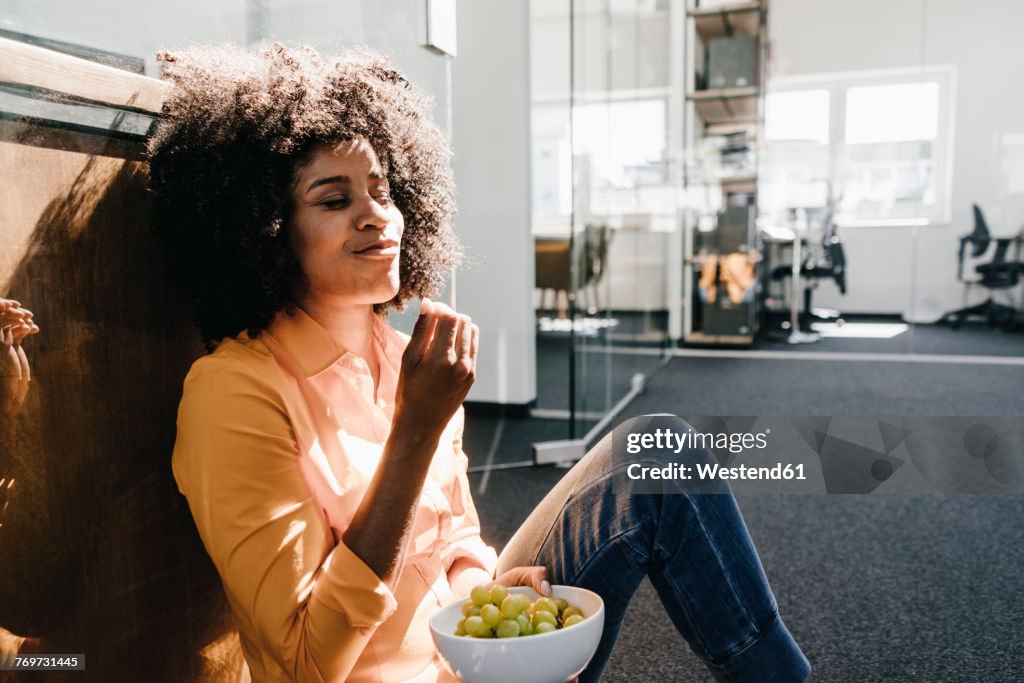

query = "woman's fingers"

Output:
[[529, 566, 552, 596], [403, 298, 436, 368], [12, 322, 36, 346], [14, 347, 29, 405], [492, 566, 551, 596], [16, 346, 29, 383], [470, 324, 479, 372], [427, 304, 460, 361], [455, 315, 472, 362]]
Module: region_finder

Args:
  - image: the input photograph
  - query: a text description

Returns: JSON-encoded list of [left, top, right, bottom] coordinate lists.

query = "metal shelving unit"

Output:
[[681, 0, 769, 345]]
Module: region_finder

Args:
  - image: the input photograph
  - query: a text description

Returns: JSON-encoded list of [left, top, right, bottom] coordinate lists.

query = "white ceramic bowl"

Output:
[[430, 585, 605, 683]]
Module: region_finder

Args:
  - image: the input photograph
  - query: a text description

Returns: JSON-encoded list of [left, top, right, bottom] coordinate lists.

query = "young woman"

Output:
[[149, 43, 809, 683]]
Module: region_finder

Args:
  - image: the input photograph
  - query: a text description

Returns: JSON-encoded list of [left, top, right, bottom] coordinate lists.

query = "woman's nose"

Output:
[[357, 196, 390, 231]]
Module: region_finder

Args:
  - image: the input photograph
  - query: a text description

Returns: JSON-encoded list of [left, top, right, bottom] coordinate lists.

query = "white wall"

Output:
[[771, 0, 1024, 315], [451, 0, 536, 405]]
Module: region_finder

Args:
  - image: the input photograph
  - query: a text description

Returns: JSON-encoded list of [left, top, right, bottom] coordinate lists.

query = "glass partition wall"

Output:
[[532, 0, 672, 439], [534, 0, 1023, 439], [569, 0, 674, 438]]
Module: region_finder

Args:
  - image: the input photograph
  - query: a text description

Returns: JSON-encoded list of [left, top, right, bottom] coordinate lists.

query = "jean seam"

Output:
[[575, 525, 646, 582], [681, 488, 757, 640], [529, 464, 638, 567], [531, 496, 571, 568], [709, 608, 782, 667], [646, 490, 757, 661], [651, 552, 715, 659], [539, 521, 649, 582]]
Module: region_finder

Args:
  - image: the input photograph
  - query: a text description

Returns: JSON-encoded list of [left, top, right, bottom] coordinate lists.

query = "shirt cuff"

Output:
[[443, 539, 499, 579], [313, 539, 399, 629]]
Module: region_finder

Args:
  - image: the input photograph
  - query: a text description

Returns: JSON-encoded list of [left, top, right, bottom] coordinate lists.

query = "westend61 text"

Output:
[[627, 462, 806, 481]]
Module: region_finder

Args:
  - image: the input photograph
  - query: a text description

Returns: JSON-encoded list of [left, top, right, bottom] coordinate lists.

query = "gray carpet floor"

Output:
[[755, 318, 1024, 357], [533, 319, 1024, 413], [465, 349, 1024, 682]]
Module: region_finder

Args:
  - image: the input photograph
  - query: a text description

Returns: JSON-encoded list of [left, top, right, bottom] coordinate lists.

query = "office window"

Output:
[[845, 82, 939, 144], [760, 89, 832, 213], [573, 98, 667, 190], [765, 89, 830, 144], [761, 67, 954, 226], [531, 96, 668, 229]]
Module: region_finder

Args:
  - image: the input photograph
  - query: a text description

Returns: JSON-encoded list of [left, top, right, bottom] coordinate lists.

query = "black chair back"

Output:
[[970, 204, 991, 256], [829, 239, 847, 294]]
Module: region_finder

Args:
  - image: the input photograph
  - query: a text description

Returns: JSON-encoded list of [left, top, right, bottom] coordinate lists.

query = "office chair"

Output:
[[770, 204, 847, 331], [943, 204, 1023, 329], [534, 223, 612, 318], [578, 223, 611, 314]]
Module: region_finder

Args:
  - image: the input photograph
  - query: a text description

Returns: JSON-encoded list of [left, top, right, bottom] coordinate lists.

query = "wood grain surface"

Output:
[[0, 125, 246, 682]]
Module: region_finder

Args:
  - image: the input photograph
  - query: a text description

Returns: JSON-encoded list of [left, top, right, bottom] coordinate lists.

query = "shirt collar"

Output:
[[265, 307, 405, 378]]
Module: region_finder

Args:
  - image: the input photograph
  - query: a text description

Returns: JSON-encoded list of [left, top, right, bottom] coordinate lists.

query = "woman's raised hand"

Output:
[[1, 299, 39, 417], [394, 298, 478, 439]]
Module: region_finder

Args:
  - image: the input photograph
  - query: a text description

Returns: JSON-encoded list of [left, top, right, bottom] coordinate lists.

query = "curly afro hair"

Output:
[[147, 42, 461, 348]]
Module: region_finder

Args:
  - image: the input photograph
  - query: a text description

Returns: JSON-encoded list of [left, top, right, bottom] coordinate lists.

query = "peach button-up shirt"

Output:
[[172, 309, 498, 682]]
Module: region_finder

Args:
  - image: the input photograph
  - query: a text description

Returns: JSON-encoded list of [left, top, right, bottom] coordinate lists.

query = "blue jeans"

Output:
[[496, 415, 811, 682]]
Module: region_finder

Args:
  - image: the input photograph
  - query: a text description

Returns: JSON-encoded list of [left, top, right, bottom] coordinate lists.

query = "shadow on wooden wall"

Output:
[[0, 128, 246, 681]]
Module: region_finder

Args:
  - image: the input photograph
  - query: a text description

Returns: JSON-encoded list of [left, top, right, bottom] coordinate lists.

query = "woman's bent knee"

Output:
[[614, 414, 729, 494]]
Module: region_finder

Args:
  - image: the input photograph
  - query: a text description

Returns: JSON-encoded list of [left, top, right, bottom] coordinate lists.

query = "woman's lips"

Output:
[[354, 241, 399, 257]]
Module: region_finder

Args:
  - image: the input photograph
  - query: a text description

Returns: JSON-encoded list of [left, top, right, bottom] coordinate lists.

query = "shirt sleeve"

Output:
[[438, 408, 499, 578], [171, 355, 398, 683]]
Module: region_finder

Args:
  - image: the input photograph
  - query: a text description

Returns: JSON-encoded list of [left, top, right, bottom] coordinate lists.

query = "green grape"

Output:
[[496, 619, 521, 638], [562, 606, 583, 620], [490, 584, 509, 605], [500, 595, 523, 619], [471, 585, 492, 607], [454, 618, 467, 636], [515, 593, 532, 611], [480, 604, 502, 628], [532, 611, 557, 629], [515, 612, 531, 633], [533, 597, 559, 616], [464, 616, 488, 637], [460, 600, 475, 617], [534, 621, 556, 634], [563, 614, 584, 628], [554, 598, 569, 613]]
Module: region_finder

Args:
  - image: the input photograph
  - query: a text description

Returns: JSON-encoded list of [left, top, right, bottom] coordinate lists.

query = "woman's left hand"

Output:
[[490, 565, 552, 597], [488, 567, 581, 681]]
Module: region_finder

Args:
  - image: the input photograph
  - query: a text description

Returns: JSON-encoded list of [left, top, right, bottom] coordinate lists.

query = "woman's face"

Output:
[[288, 138, 404, 308]]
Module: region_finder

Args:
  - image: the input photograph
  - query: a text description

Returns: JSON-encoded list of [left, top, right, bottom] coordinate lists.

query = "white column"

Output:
[[451, 0, 536, 406]]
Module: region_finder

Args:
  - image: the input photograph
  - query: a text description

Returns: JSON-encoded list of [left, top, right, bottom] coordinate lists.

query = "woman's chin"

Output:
[[371, 283, 401, 306]]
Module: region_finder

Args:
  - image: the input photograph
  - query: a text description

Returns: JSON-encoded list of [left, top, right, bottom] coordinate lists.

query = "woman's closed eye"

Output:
[[321, 196, 351, 209], [320, 192, 391, 209]]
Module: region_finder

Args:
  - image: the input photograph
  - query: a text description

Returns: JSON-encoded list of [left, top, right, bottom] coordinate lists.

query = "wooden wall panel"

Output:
[[0, 128, 246, 682]]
